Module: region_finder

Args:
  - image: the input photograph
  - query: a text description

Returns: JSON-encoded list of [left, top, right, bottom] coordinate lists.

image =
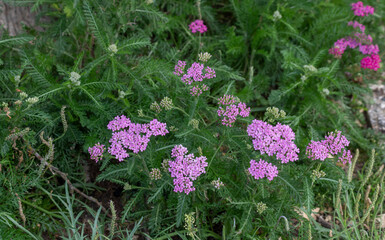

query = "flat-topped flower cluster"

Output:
[[248, 159, 278, 181], [217, 95, 250, 127], [189, 20, 207, 34], [174, 60, 215, 96], [168, 145, 208, 194], [306, 131, 352, 164], [247, 120, 300, 164], [106, 115, 168, 162]]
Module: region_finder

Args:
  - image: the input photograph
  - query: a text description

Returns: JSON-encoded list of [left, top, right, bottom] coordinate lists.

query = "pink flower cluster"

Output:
[[329, 2, 380, 71], [107, 115, 168, 162], [248, 159, 278, 181], [168, 145, 208, 194], [174, 61, 216, 96], [88, 143, 105, 163], [306, 130, 352, 164], [361, 54, 381, 71], [189, 19, 207, 34], [351, 1, 374, 17], [217, 95, 250, 127], [247, 120, 299, 163], [329, 35, 378, 58], [348, 21, 365, 33]]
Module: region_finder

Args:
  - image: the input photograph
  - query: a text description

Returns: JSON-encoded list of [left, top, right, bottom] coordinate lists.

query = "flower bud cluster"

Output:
[[69, 72, 81, 86], [150, 168, 162, 181], [265, 107, 286, 123]]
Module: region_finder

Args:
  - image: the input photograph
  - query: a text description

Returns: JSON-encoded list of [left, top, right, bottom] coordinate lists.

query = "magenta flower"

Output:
[[189, 20, 207, 34], [351, 1, 374, 17], [247, 120, 299, 163], [306, 131, 352, 164], [248, 159, 278, 181], [174, 60, 186, 76], [339, 149, 353, 165], [168, 145, 208, 194], [107, 116, 168, 162], [361, 54, 381, 71], [174, 61, 215, 96], [217, 95, 250, 127], [88, 143, 105, 163], [348, 21, 366, 33], [306, 140, 329, 161]]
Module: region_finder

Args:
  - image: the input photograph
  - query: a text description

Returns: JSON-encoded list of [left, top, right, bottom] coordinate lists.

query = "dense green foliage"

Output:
[[1, 0, 385, 239]]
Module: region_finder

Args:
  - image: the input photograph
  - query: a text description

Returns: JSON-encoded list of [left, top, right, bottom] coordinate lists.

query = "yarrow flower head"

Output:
[[306, 130, 352, 165], [211, 178, 225, 189], [19, 92, 28, 99], [306, 140, 329, 161], [248, 159, 278, 181], [247, 120, 300, 163], [150, 168, 162, 181], [118, 90, 127, 99], [69, 72, 81, 86], [304, 65, 317, 73], [108, 44, 118, 54], [169, 145, 208, 194], [189, 20, 207, 34], [160, 97, 173, 110], [14, 75, 21, 85], [174, 61, 186, 76], [273, 10, 282, 21], [361, 54, 381, 71], [188, 119, 199, 129], [174, 60, 215, 96], [26, 97, 39, 105], [348, 21, 366, 33], [217, 95, 250, 127], [88, 143, 105, 163], [150, 101, 162, 113], [265, 107, 286, 123], [256, 202, 268, 214], [351, 1, 374, 17], [184, 212, 197, 238], [198, 52, 212, 62], [106, 116, 168, 162]]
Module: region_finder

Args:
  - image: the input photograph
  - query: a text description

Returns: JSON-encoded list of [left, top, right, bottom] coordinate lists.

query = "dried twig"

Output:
[[27, 145, 111, 217]]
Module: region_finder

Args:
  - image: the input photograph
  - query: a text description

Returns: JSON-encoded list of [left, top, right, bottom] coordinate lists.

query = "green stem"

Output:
[[20, 199, 62, 219]]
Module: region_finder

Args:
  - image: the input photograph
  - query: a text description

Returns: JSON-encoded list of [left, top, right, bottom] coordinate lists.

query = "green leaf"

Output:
[[176, 194, 186, 227]]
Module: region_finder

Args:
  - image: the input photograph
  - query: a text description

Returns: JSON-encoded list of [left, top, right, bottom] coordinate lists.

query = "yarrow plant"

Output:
[[150, 168, 162, 181], [189, 19, 207, 33], [248, 159, 278, 181], [217, 95, 250, 126], [351, 1, 374, 16], [168, 145, 208, 194], [88, 143, 105, 163], [211, 178, 225, 189], [247, 120, 300, 163], [306, 130, 352, 164], [104, 115, 168, 162], [329, 1, 381, 71], [174, 59, 216, 96]]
